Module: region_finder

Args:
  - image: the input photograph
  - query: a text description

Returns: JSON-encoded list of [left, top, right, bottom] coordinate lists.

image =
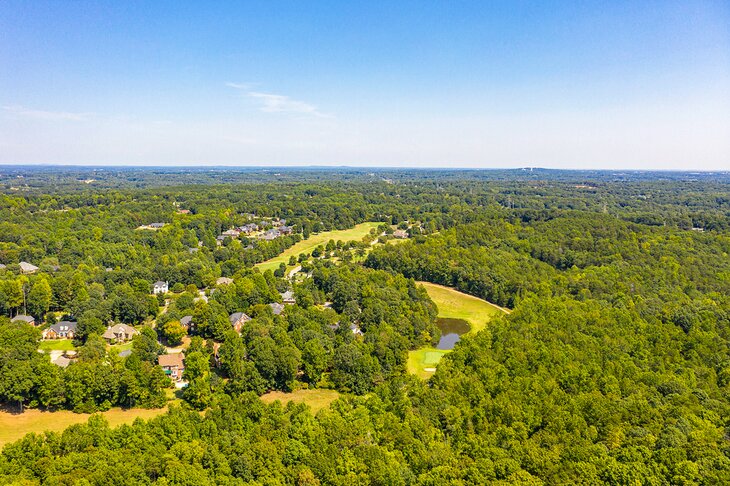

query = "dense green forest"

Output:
[[0, 167, 729, 484]]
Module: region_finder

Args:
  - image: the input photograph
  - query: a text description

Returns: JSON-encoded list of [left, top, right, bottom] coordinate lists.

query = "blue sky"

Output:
[[1, 1, 728, 169]]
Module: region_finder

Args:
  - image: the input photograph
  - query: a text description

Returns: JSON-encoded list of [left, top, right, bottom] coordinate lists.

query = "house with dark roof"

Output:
[[11, 315, 36, 326], [260, 229, 281, 241], [153, 281, 169, 294], [240, 223, 259, 234], [269, 302, 285, 315], [42, 321, 77, 339], [229, 312, 252, 333]]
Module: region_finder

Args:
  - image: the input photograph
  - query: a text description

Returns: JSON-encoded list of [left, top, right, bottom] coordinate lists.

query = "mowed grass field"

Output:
[[408, 282, 509, 378], [418, 281, 509, 335], [38, 339, 76, 351], [0, 407, 170, 448], [256, 222, 380, 273], [259, 389, 341, 413]]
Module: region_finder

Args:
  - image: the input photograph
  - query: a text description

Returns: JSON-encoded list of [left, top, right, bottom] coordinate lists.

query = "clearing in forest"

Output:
[[408, 282, 508, 379], [0, 406, 171, 448], [259, 389, 341, 413], [255, 222, 380, 273]]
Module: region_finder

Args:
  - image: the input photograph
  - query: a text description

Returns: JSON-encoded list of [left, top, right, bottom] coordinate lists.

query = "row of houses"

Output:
[[19, 318, 139, 343], [0, 261, 40, 274], [216, 218, 295, 245]]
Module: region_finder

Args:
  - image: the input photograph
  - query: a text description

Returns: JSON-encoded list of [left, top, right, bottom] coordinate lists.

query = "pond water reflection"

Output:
[[436, 317, 471, 350]]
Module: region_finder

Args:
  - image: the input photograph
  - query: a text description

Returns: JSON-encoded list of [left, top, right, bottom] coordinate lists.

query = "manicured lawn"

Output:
[[418, 281, 509, 335], [407, 347, 450, 379], [109, 342, 134, 353], [256, 222, 380, 273], [38, 339, 75, 352], [259, 389, 341, 414], [0, 406, 170, 448], [407, 282, 509, 378]]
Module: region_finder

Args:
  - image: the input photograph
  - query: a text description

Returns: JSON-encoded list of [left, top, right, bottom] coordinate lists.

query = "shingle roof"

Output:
[[19, 262, 39, 273], [229, 312, 251, 324], [158, 353, 184, 368]]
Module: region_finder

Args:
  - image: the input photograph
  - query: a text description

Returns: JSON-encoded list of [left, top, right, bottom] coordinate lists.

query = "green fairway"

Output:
[[418, 281, 509, 335], [407, 282, 509, 378], [256, 222, 380, 273]]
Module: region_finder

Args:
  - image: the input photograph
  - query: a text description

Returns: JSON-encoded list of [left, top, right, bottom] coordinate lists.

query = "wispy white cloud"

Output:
[[227, 83, 332, 118], [225, 82, 252, 90], [3, 105, 92, 122]]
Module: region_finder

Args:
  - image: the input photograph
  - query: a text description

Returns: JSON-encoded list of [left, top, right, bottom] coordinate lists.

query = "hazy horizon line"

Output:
[[0, 163, 728, 174]]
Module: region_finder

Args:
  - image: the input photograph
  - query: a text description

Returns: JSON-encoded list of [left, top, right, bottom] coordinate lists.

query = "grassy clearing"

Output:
[[407, 282, 509, 378], [109, 342, 134, 353], [407, 347, 450, 379], [256, 222, 380, 273], [0, 406, 170, 448], [418, 281, 508, 335], [38, 339, 75, 352], [259, 389, 341, 414]]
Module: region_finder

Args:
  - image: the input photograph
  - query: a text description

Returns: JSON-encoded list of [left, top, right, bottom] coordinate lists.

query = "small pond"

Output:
[[435, 317, 471, 350]]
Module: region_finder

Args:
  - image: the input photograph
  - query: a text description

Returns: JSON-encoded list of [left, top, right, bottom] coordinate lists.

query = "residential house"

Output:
[[260, 229, 281, 241], [350, 323, 364, 336], [229, 312, 252, 333], [222, 228, 241, 238], [102, 324, 139, 343], [158, 353, 185, 382], [279, 225, 294, 235], [19, 261, 39, 274], [216, 277, 234, 286], [0, 264, 6, 270], [11, 315, 36, 326], [42, 321, 77, 339], [281, 291, 296, 305], [180, 315, 193, 330], [149, 222, 165, 229], [269, 302, 285, 315], [240, 223, 259, 234], [393, 229, 409, 239], [153, 281, 169, 294]]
